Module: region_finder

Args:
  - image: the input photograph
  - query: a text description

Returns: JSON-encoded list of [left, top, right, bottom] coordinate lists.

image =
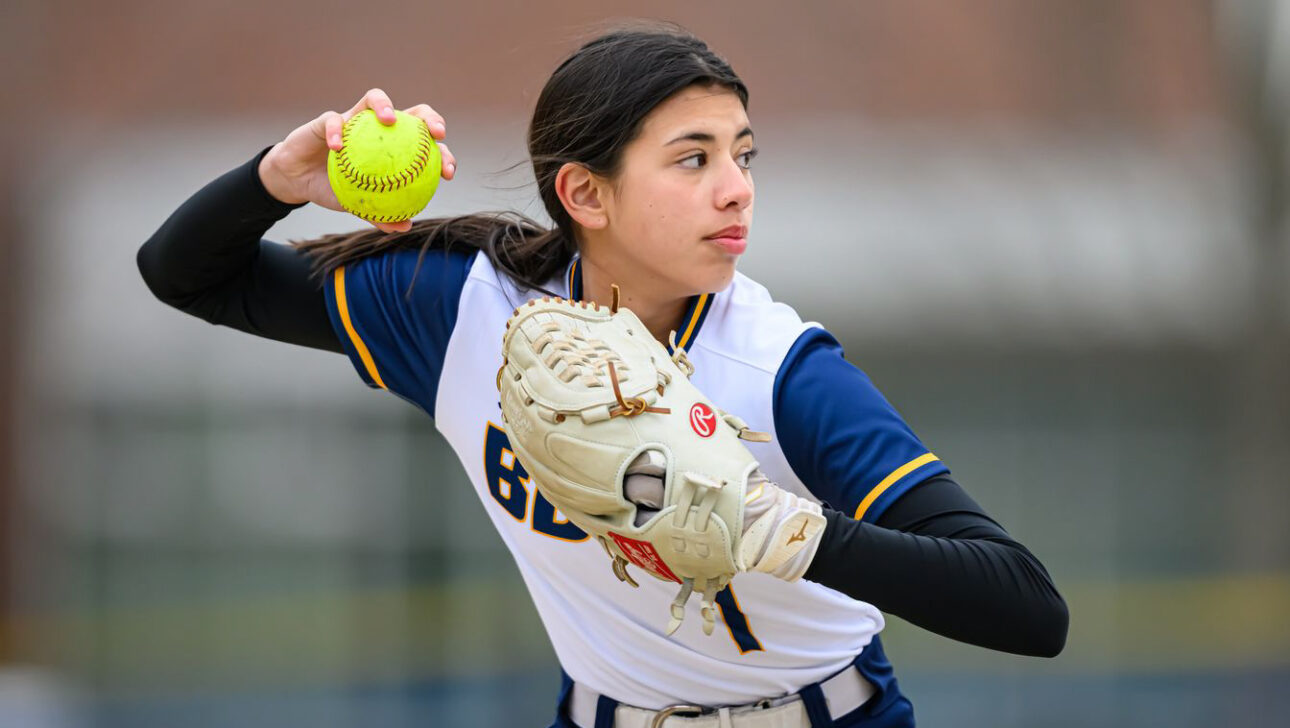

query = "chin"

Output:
[[696, 264, 737, 295]]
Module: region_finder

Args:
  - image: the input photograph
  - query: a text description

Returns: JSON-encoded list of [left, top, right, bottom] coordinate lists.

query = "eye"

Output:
[[737, 147, 759, 170], [679, 152, 707, 169]]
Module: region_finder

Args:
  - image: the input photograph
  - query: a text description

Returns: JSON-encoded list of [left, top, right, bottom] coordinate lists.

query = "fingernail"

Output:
[[331, 134, 341, 146], [432, 122, 445, 135], [446, 162, 455, 175]]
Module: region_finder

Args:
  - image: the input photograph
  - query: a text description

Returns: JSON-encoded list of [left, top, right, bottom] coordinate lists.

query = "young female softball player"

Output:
[[139, 24, 1066, 728]]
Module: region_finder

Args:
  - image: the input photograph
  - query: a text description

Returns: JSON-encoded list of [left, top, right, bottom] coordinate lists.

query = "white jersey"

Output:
[[322, 249, 947, 709]]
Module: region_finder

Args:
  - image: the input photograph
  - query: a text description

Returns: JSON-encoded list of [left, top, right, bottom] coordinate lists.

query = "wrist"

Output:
[[257, 144, 308, 205], [739, 483, 826, 580]]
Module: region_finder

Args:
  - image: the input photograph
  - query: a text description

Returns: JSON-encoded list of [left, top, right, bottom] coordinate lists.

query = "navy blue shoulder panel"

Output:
[[772, 328, 948, 523], [323, 246, 476, 416]]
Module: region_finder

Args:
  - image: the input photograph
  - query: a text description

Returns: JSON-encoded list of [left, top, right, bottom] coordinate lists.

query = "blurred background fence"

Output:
[[1, 1, 1288, 726]]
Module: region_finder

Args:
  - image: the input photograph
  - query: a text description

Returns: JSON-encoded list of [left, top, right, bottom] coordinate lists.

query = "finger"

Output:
[[373, 220, 413, 234], [365, 88, 397, 124], [438, 142, 457, 180], [320, 110, 346, 150], [345, 88, 397, 125], [403, 103, 447, 140]]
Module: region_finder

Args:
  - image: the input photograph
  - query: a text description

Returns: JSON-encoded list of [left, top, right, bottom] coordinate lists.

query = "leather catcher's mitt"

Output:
[[497, 289, 825, 636]]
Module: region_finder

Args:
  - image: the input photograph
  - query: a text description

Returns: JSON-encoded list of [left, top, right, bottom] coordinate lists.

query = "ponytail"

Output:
[[295, 212, 576, 295]]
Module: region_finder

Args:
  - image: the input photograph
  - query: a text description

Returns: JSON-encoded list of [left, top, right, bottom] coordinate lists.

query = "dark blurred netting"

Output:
[[84, 669, 1290, 728], [92, 672, 562, 728], [900, 668, 1290, 728]]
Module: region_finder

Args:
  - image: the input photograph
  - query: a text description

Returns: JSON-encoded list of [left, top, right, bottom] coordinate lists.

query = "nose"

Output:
[[715, 156, 753, 210]]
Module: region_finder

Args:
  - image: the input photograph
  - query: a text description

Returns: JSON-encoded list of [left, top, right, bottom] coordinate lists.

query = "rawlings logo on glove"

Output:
[[496, 287, 826, 636]]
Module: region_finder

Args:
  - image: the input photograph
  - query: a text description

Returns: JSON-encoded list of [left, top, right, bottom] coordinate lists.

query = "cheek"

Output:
[[634, 180, 701, 240], [614, 185, 675, 247]]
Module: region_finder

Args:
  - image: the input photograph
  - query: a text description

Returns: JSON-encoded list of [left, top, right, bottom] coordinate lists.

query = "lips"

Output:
[[705, 225, 747, 240], [705, 225, 748, 255]]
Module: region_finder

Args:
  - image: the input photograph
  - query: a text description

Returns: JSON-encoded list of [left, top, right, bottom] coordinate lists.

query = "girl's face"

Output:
[[599, 84, 756, 297]]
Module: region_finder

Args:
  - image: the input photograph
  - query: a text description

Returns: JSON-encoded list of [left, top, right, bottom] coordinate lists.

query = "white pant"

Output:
[[568, 666, 875, 728]]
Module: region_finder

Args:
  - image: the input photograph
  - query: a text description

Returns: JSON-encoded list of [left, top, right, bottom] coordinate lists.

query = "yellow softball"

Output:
[[327, 109, 442, 223]]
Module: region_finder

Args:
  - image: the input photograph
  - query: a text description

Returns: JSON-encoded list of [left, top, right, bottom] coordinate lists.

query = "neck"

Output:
[[579, 256, 690, 346]]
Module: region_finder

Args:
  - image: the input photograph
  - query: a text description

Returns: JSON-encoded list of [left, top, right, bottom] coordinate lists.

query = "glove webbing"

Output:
[[531, 316, 672, 419]]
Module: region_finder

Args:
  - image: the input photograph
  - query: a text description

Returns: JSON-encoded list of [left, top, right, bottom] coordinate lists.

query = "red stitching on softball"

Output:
[[334, 116, 434, 193]]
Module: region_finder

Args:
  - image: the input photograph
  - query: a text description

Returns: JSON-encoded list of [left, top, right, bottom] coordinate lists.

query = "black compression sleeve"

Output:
[[802, 475, 1068, 657], [136, 147, 344, 353]]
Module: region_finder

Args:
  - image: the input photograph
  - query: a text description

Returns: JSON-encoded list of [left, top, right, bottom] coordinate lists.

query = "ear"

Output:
[[554, 162, 609, 230]]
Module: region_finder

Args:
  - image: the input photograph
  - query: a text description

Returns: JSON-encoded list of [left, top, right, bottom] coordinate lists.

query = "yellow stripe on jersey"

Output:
[[333, 266, 387, 390], [568, 260, 578, 297], [675, 293, 710, 350], [853, 453, 941, 521]]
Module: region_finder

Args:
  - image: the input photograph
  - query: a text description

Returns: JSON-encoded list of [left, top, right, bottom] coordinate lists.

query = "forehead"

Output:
[[638, 85, 749, 141]]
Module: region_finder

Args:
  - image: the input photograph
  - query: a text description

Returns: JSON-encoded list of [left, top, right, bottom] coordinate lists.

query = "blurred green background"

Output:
[[2, 1, 1287, 726]]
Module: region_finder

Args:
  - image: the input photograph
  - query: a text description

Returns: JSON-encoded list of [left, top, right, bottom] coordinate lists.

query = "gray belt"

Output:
[[568, 665, 875, 728]]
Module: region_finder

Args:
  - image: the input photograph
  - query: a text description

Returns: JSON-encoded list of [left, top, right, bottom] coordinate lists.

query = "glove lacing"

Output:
[[667, 330, 696, 378], [667, 575, 725, 637]]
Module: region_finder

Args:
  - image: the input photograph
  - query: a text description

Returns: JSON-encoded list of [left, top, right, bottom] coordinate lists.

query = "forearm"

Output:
[[803, 476, 1069, 657], [136, 147, 343, 352]]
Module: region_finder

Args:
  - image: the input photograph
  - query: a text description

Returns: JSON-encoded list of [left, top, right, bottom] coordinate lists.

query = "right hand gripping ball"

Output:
[[327, 109, 441, 223]]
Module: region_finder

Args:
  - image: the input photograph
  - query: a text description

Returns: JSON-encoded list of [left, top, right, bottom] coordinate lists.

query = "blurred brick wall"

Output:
[[11, 0, 1226, 130]]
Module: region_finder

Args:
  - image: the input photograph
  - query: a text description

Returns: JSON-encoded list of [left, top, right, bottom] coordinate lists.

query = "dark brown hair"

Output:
[[296, 21, 749, 293]]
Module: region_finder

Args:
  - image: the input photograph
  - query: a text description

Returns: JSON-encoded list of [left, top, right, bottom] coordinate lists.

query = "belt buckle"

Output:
[[650, 703, 706, 728]]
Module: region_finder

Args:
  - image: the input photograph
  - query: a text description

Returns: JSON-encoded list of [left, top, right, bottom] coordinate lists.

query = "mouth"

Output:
[[704, 225, 748, 255]]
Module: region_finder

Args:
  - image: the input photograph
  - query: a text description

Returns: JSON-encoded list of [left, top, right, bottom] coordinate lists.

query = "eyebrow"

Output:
[[665, 126, 754, 146]]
